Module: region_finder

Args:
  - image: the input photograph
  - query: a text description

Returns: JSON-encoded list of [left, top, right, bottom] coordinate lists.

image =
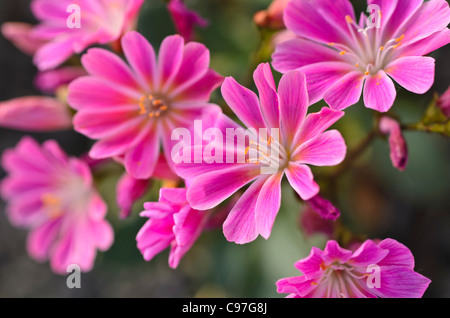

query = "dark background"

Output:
[[0, 0, 449, 298]]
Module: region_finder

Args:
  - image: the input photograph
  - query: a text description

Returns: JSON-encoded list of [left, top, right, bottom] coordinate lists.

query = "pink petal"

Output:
[[158, 35, 185, 90], [253, 63, 279, 129], [33, 38, 77, 71], [322, 240, 352, 263], [369, 266, 431, 298], [349, 240, 389, 267], [81, 48, 141, 90], [385, 56, 435, 94], [278, 70, 308, 144], [222, 177, 267, 244], [396, 29, 450, 57], [285, 162, 319, 200], [26, 218, 62, 261], [172, 69, 223, 102], [292, 130, 347, 166], [221, 77, 266, 129], [121, 31, 158, 90], [399, 0, 450, 47], [284, 0, 355, 45], [294, 107, 344, 146], [34, 66, 86, 94], [1, 22, 46, 55], [377, 238, 415, 269], [299, 62, 355, 105], [255, 172, 283, 239], [187, 165, 260, 210], [168, 42, 210, 96], [272, 37, 345, 73], [324, 71, 365, 110], [124, 126, 160, 179], [363, 71, 396, 112]]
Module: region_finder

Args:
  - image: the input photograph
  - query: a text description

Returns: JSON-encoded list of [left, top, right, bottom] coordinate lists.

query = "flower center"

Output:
[[316, 261, 368, 298], [41, 193, 63, 219], [244, 134, 288, 172], [138, 94, 169, 118], [328, 14, 405, 76]]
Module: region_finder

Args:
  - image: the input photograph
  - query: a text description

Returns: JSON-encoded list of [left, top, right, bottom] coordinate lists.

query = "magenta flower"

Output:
[[277, 239, 431, 298], [29, 0, 144, 70], [67, 31, 223, 179], [379, 116, 408, 171], [116, 172, 151, 220], [306, 194, 340, 221], [437, 85, 450, 118], [0, 96, 72, 132], [136, 188, 209, 269], [167, 0, 208, 42], [176, 63, 347, 244], [299, 204, 334, 239], [0, 137, 113, 274], [272, 0, 450, 112]]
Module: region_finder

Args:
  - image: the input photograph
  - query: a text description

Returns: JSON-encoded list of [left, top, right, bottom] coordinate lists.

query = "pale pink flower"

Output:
[[277, 239, 431, 298], [167, 0, 208, 42], [67, 31, 223, 180], [0, 137, 113, 274], [0, 96, 72, 131], [379, 116, 408, 171], [176, 63, 347, 244], [136, 188, 209, 269], [273, 0, 450, 112], [29, 0, 144, 70]]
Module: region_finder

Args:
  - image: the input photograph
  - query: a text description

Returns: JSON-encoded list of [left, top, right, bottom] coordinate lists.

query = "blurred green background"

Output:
[[0, 0, 449, 298]]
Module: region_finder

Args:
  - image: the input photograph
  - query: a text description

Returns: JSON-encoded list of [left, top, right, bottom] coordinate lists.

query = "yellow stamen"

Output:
[[345, 15, 353, 23], [396, 34, 405, 42], [379, 46, 384, 51], [339, 50, 346, 55], [365, 71, 370, 76]]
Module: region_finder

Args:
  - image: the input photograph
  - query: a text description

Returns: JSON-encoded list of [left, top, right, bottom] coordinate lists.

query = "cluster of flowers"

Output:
[[1, 0, 449, 297]]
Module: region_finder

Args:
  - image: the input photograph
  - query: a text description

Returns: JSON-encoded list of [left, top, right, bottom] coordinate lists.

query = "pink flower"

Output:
[[67, 31, 223, 180], [277, 239, 431, 298], [167, 0, 208, 42], [30, 0, 144, 70], [0, 96, 72, 131], [437, 85, 450, 118], [379, 116, 408, 171], [272, 0, 450, 112], [0, 137, 113, 274], [136, 188, 209, 269], [176, 63, 347, 244], [116, 172, 151, 220]]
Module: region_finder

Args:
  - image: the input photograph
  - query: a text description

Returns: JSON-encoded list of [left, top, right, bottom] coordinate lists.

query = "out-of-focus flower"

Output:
[[28, 0, 144, 70], [379, 116, 408, 171], [34, 67, 87, 94], [116, 172, 151, 219], [0, 96, 72, 131], [299, 203, 334, 239], [277, 239, 431, 298], [136, 187, 209, 269], [176, 63, 346, 244], [68, 31, 223, 180], [272, 0, 450, 112], [0, 137, 113, 274], [115, 154, 180, 219], [167, 0, 208, 42], [437, 85, 450, 118], [306, 194, 340, 221], [254, 0, 290, 30], [1, 22, 47, 55]]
